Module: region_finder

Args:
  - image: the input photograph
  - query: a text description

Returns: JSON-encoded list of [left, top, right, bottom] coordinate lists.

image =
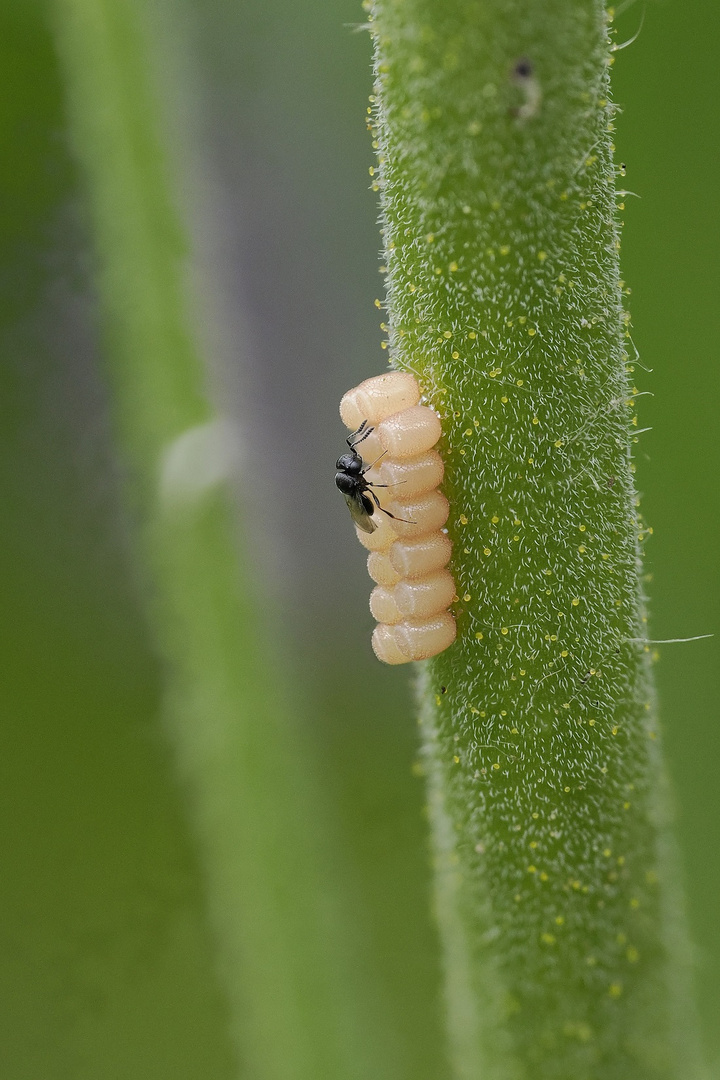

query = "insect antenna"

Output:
[[347, 420, 374, 450], [363, 449, 387, 472], [362, 450, 409, 487]]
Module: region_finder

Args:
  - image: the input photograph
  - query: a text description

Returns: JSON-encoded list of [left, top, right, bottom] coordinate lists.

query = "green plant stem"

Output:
[[368, 0, 703, 1077], [52, 2, 395, 1078]]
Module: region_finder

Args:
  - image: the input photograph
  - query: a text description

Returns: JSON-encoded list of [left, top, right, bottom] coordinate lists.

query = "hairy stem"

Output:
[[368, 0, 703, 1076], [53, 2, 396, 1077]]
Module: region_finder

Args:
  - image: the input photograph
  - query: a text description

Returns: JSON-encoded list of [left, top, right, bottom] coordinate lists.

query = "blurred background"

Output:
[[0, 0, 717, 1076]]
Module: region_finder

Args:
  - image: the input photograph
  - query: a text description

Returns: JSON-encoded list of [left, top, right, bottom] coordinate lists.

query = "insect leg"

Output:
[[362, 450, 387, 472], [368, 488, 415, 524]]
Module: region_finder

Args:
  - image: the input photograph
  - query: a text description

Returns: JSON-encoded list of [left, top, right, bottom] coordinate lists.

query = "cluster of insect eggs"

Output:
[[338, 371, 457, 665]]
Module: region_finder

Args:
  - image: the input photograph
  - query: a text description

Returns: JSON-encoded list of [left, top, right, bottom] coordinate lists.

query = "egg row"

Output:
[[339, 371, 456, 664]]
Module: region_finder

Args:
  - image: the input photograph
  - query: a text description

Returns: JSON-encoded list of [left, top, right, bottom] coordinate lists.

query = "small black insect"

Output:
[[336, 420, 412, 534]]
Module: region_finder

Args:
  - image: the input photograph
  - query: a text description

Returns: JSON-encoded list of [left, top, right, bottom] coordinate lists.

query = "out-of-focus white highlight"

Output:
[[159, 418, 243, 508]]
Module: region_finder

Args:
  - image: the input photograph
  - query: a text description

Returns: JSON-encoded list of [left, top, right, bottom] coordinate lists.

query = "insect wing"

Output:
[[344, 491, 377, 534]]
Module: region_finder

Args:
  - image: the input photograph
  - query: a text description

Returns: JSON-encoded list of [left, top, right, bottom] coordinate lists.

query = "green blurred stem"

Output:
[[369, 0, 703, 1077], [52, 2, 394, 1078]]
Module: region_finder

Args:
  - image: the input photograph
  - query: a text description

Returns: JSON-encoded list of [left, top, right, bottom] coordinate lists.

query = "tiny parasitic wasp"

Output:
[[335, 420, 411, 533]]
